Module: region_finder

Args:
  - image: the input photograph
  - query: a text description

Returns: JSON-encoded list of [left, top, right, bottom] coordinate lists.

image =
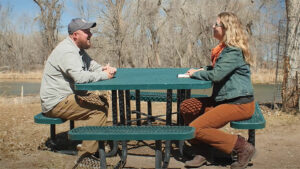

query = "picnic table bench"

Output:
[[34, 112, 74, 150], [231, 102, 266, 146], [68, 126, 195, 169]]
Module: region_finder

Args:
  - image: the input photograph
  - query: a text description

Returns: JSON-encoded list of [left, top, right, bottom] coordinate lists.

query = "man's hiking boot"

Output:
[[73, 153, 100, 169], [231, 135, 256, 169]]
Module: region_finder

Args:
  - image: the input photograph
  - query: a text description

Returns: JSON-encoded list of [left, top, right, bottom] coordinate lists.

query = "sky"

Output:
[[1, 0, 286, 35], [1, 0, 85, 34]]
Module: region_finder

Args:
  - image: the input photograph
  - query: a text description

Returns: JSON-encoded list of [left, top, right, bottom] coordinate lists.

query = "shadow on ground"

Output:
[[38, 131, 80, 155]]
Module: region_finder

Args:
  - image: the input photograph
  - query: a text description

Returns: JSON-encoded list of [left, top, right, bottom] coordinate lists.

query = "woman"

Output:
[[181, 12, 255, 169]]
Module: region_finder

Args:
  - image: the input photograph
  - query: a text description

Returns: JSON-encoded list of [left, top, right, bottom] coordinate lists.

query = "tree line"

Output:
[[0, 0, 283, 71]]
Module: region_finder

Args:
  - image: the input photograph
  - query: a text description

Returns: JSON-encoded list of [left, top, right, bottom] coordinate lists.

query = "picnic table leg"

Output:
[[147, 101, 153, 125], [106, 90, 118, 157], [125, 90, 132, 126], [99, 141, 107, 169], [248, 129, 255, 146], [70, 120, 74, 129], [112, 90, 118, 125], [176, 89, 181, 125], [50, 124, 56, 140], [186, 89, 191, 99], [155, 140, 162, 169], [135, 90, 141, 126], [178, 89, 186, 125], [118, 90, 125, 125], [177, 89, 185, 154], [166, 89, 172, 126], [47, 124, 57, 150], [162, 140, 171, 168], [119, 141, 128, 168]]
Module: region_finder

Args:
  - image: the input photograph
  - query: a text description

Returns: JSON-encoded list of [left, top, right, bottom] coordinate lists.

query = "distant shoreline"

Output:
[[0, 71, 42, 81]]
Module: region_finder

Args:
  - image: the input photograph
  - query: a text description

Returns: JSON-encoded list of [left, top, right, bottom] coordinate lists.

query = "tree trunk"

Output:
[[282, 0, 300, 111]]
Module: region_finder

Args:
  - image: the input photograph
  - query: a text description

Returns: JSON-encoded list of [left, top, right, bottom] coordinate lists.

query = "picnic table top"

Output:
[[75, 68, 212, 91]]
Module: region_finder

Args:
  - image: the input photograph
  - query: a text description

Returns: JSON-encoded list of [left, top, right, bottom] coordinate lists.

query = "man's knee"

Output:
[[89, 110, 107, 126]]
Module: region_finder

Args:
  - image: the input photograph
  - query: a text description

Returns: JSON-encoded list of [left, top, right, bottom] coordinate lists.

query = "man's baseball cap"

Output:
[[68, 18, 96, 34]]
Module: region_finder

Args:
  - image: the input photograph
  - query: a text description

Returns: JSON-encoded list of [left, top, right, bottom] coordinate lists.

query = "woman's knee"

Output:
[[189, 122, 206, 139], [180, 98, 202, 115]]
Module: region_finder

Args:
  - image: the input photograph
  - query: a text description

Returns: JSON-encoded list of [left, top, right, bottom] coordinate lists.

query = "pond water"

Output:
[[0, 81, 281, 103], [0, 81, 41, 96]]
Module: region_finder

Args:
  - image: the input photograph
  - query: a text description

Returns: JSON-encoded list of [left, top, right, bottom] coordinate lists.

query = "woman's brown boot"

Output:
[[231, 135, 255, 169], [185, 155, 207, 168]]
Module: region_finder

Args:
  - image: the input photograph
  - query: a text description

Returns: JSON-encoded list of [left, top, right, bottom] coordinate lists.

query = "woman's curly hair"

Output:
[[218, 12, 252, 65]]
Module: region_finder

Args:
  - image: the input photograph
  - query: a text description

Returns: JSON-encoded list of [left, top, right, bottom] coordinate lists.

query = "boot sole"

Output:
[[185, 160, 207, 168], [248, 148, 256, 161], [250, 148, 257, 161]]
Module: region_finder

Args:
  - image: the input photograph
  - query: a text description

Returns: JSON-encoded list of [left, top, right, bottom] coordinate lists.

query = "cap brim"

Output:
[[81, 22, 96, 30]]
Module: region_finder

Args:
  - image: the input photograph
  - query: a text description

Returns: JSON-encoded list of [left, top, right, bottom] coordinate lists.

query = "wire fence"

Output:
[[272, 19, 286, 108]]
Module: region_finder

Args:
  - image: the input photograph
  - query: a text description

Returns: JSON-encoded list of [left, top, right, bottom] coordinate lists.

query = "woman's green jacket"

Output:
[[192, 46, 254, 102]]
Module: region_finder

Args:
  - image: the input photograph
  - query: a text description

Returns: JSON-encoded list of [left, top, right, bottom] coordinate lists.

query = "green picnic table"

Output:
[[72, 68, 212, 168]]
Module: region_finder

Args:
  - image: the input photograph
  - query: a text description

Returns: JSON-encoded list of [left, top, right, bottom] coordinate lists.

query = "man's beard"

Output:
[[78, 40, 91, 49]]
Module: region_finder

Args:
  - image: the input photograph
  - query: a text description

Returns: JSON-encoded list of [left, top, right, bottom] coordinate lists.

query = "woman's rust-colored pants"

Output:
[[180, 97, 254, 154]]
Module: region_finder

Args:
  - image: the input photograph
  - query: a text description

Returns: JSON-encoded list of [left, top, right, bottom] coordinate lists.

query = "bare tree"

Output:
[[33, 0, 63, 62], [0, 3, 13, 70], [144, 0, 165, 67], [122, 0, 273, 69], [282, 0, 300, 111], [73, 0, 91, 20], [72, 0, 100, 21], [133, 0, 172, 67], [0, 3, 25, 71], [0, 0, 287, 74], [0, 2, 46, 72], [97, 0, 126, 68]]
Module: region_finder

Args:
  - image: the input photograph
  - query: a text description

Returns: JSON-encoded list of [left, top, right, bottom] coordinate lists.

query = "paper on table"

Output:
[[177, 74, 190, 78]]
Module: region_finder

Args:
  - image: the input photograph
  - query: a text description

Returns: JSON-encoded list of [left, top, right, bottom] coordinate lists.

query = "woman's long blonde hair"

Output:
[[218, 12, 252, 64]]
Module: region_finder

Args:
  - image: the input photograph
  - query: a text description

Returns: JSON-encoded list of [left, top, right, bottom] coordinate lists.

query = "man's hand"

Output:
[[186, 68, 204, 77], [103, 63, 117, 79]]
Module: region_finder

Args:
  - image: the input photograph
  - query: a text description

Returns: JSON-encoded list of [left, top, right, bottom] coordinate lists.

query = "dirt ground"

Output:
[[0, 96, 300, 169]]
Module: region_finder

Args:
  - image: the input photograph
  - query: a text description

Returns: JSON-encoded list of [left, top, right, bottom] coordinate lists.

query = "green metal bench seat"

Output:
[[129, 91, 208, 125], [230, 102, 266, 146], [34, 112, 67, 124], [34, 112, 74, 150], [69, 126, 195, 169], [129, 91, 207, 102]]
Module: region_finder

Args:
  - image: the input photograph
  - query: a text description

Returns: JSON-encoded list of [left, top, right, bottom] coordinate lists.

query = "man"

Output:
[[40, 18, 116, 163]]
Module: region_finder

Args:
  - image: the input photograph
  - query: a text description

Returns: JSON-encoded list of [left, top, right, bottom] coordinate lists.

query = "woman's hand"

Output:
[[103, 69, 115, 79], [186, 68, 204, 77]]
